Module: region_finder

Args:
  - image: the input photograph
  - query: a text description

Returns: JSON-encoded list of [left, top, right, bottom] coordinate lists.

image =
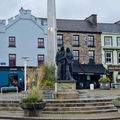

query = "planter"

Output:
[[113, 101, 120, 108], [100, 83, 110, 90], [20, 101, 46, 117], [41, 87, 54, 99]]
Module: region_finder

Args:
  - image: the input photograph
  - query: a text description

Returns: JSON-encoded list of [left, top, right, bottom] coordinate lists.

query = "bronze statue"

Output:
[[55, 46, 74, 80], [66, 47, 74, 80]]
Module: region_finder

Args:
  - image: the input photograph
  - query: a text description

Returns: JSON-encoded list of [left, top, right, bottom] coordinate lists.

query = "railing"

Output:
[[1, 86, 18, 94]]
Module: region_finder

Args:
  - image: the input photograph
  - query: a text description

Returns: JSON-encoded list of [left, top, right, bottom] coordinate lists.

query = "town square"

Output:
[[0, 0, 120, 119]]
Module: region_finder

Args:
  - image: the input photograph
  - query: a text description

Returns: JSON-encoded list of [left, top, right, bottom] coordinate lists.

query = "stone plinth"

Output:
[[54, 80, 79, 99]]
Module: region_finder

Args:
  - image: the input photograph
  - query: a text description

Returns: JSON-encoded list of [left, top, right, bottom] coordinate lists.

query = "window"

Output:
[[118, 52, 120, 64], [38, 38, 44, 48], [38, 54, 44, 65], [104, 36, 112, 46], [89, 50, 94, 62], [88, 35, 94, 47], [9, 36, 16, 47], [57, 34, 63, 46], [73, 50, 79, 61], [105, 52, 113, 64], [73, 35, 79, 47], [9, 54, 16, 66], [117, 37, 120, 46]]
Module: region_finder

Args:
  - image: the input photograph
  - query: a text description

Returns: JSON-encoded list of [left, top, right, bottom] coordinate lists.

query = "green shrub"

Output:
[[21, 95, 42, 103], [113, 97, 120, 102], [99, 76, 110, 83], [41, 65, 55, 87]]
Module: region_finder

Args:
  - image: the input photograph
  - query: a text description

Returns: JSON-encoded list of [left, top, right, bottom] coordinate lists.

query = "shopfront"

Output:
[[0, 67, 24, 87], [73, 61, 108, 89]]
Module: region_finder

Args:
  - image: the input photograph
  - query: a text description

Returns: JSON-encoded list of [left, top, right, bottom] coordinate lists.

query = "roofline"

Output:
[[57, 30, 102, 34]]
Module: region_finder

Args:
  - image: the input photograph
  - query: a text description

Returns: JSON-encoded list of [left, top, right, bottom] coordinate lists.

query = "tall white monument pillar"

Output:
[[47, 0, 57, 66]]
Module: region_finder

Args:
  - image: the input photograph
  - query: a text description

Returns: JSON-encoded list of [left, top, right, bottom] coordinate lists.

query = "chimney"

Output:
[[85, 14, 97, 27], [0, 20, 6, 32], [19, 7, 31, 16]]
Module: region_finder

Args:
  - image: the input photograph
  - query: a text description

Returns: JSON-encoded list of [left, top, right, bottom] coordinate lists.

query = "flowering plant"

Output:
[[99, 76, 110, 83]]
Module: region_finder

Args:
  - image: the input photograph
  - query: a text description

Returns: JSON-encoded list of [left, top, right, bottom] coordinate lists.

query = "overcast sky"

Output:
[[0, 0, 120, 23]]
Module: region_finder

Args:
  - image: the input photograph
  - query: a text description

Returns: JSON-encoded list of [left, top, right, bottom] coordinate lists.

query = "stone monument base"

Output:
[[54, 80, 79, 99]]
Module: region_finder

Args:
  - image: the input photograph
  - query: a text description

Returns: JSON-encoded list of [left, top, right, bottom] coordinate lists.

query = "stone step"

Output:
[[46, 101, 113, 107], [0, 106, 22, 111], [0, 111, 120, 120], [45, 99, 112, 103], [0, 103, 20, 107], [44, 105, 116, 111], [42, 108, 118, 114]]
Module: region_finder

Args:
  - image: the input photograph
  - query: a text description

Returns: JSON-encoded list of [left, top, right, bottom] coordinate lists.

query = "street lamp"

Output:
[[22, 57, 29, 91]]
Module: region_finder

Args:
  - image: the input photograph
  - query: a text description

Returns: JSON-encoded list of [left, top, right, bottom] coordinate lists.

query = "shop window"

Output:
[[9, 73, 18, 86]]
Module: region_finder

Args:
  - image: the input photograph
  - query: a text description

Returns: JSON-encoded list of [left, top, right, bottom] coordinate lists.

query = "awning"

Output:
[[72, 61, 109, 75], [72, 60, 84, 74]]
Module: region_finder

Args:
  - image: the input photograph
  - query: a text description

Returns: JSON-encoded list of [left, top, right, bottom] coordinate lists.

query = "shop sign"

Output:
[[108, 65, 120, 71]]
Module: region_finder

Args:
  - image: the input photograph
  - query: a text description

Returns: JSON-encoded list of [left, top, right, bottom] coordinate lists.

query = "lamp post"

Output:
[[22, 57, 29, 91]]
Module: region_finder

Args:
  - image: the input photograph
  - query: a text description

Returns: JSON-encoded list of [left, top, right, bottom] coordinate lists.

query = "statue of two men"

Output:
[[55, 46, 74, 80]]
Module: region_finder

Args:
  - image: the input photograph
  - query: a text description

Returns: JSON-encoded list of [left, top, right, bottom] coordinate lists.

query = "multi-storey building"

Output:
[[0, 8, 47, 87], [57, 15, 107, 89], [1, 8, 115, 89], [99, 22, 120, 84]]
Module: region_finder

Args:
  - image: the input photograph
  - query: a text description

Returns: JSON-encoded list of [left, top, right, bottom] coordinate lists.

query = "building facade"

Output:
[[0, 8, 47, 87], [99, 23, 120, 84], [1, 8, 120, 89], [57, 15, 107, 89]]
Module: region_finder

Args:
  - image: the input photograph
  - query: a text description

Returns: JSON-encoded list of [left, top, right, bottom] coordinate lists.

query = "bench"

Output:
[[1, 86, 18, 94], [111, 83, 120, 88]]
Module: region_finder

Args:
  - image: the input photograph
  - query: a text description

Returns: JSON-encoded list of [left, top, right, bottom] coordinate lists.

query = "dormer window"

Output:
[[9, 36, 16, 47]]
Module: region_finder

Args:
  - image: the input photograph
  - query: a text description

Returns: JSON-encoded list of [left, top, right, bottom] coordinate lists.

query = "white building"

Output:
[[0, 7, 48, 67], [0, 8, 48, 87]]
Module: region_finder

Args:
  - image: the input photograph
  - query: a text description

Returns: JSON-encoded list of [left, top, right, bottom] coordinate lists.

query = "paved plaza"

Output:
[[0, 88, 120, 101], [0, 88, 120, 120]]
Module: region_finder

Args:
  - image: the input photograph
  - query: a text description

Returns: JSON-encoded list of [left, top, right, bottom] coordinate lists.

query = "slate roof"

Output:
[[57, 19, 101, 33], [98, 23, 120, 33]]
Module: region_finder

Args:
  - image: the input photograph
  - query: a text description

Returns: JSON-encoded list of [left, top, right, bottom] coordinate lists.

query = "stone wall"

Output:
[[57, 32, 102, 64]]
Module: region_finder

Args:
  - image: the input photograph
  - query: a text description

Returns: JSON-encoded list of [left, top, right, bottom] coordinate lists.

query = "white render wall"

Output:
[[0, 8, 48, 67]]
